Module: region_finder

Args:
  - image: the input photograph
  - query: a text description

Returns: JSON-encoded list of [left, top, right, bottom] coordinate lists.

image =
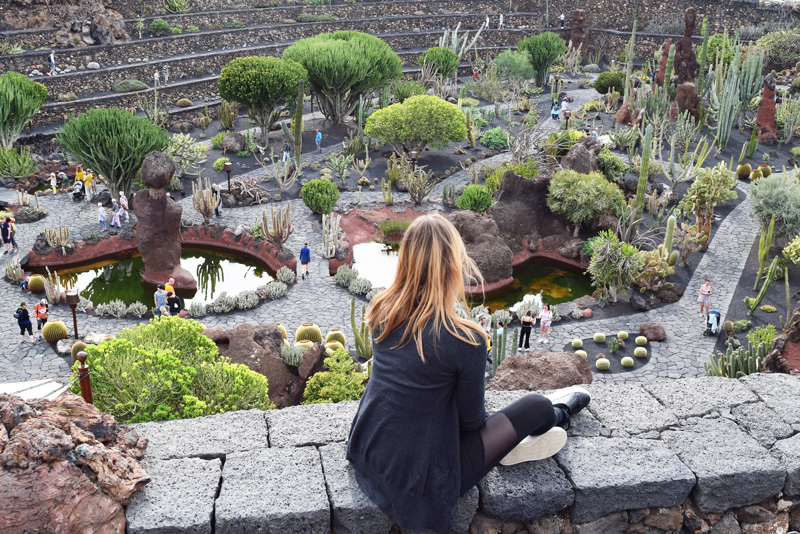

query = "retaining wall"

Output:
[[126, 374, 800, 534]]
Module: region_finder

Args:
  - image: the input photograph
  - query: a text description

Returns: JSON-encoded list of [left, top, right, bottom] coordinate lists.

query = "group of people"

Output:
[[96, 193, 129, 232], [154, 278, 182, 317], [154, 65, 169, 87], [479, 303, 555, 358], [14, 299, 49, 343], [1, 216, 19, 255]]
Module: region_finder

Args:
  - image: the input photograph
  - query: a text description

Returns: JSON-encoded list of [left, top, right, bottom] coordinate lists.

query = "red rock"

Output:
[[582, 308, 593, 318], [487, 351, 593, 391], [639, 322, 667, 341], [757, 74, 780, 145], [643, 507, 683, 531], [741, 513, 788, 534]]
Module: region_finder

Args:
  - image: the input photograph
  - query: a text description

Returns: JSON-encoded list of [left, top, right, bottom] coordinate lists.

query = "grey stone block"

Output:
[[645, 377, 758, 419], [771, 433, 800, 497], [740, 373, 800, 425], [129, 409, 268, 460], [267, 401, 359, 447], [586, 384, 679, 435], [556, 437, 694, 523], [319, 442, 394, 534], [126, 457, 221, 534], [479, 457, 573, 521], [731, 402, 794, 447], [661, 417, 786, 513], [215, 447, 330, 534]]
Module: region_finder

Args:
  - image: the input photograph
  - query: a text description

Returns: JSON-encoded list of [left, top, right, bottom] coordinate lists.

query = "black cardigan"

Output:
[[346, 322, 486, 534]]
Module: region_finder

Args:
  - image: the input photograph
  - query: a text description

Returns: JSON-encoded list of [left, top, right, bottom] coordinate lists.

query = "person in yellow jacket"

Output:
[[34, 299, 48, 337], [83, 169, 95, 200]]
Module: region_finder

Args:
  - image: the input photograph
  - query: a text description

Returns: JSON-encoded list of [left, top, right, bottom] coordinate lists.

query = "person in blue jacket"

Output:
[[299, 241, 311, 280], [16, 302, 35, 343]]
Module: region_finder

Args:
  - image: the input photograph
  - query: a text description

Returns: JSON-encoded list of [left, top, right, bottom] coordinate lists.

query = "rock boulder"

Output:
[[448, 211, 513, 284], [639, 322, 667, 341], [221, 132, 246, 154], [487, 351, 593, 391]]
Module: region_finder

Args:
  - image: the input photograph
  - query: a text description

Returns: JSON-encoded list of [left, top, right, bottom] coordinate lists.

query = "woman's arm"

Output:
[[456, 342, 487, 432]]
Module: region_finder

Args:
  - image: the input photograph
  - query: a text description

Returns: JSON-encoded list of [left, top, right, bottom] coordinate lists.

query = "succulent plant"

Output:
[[621, 356, 634, 367], [736, 162, 752, 181], [325, 340, 345, 354], [758, 164, 771, 178], [634, 347, 648, 358], [571, 339, 583, 349], [276, 323, 288, 339], [593, 333, 606, 343], [749, 169, 763, 181], [71, 341, 88, 362], [42, 320, 67, 344], [326, 329, 346, 346], [575, 350, 588, 358], [617, 331, 628, 340], [294, 340, 314, 350], [635, 336, 648, 346], [295, 323, 323, 344], [28, 275, 45, 293], [596, 358, 611, 371]]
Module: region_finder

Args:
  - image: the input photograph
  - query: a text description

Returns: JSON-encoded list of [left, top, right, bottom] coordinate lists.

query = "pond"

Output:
[[42, 249, 274, 308], [352, 242, 592, 311]]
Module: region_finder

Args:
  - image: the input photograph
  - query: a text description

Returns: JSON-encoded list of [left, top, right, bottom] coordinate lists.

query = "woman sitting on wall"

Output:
[[347, 214, 590, 534]]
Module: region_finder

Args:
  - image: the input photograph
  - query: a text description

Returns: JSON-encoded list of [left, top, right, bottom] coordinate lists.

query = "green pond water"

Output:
[[351, 242, 592, 311], [44, 249, 274, 307]]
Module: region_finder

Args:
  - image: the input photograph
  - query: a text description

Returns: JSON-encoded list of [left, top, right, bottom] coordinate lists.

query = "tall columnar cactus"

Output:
[[696, 18, 709, 95], [705, 341, 767, 378], [623, 20, 637, 106], [192, 175, 216, 224], [634, 124, 653, 231], [710, 47, 742, 152], [739, 46, 765, 106], [44, 226, 71, 255], [351, 298, 373, 360], [293, 80, 303, 169], [263, 204, 293, 248], [322, 213, 341, 259], [746, 257, 779, 315], [664, 215, 676, 255], [663, 44, 676, 89], [463, 107, 477, 149], [491, 324, 508, 373], [754, 215, 775, 291]]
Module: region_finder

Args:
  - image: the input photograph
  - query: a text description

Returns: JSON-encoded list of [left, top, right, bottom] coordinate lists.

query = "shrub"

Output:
[[634, 347, 647, 358], [379, 218, 410, 237], [747, 324, 777, 347], [597, 147, 628, 181], [213, 157, 230, 171], [455, 184, 493, 213], [150, 18, 171, 34], [750, 173, 800, 238], [621, 356, 634, 367], [0, 72, 48, 149], [571, 339, 583, 349], [757, 28, 800, 71], [303, 348, 366, 404], [111, 79, 148, 93], [707, 33, 735, 66], [211, 292, 236, 313], [480, 127, 512, 149], [365, 95, 467, 156], [301, 178, 340, 214], [170, 27, 182, 34], [635, 336, 648, 346], [186, 25, 199, 32], [593, 333, 606, 343], [276, 266, 295, 285], [516, 32, 567, 86], [218, 57, 307, 145], [485, 160, 540, 194], [283, 31, 402, 123], [335, 264, 358, 288], [69, 317, 272, 422], [492, 49, 534, 81], [582, 100, 604, 112], [547, 170, 625, 235], [733, 319, 752, 332], [592, 71, 625, 95], [392, 79, 427, 103], [760, 304, 777, 312], [418, 47, 460, 79], [235, 290, 260, 309], [126, 302, 148, 317], [211, 132, 226, 150], [0, 147, 37, 181], [348, 277, 372, 296], [264, 280, 288, 299], [57, 108, 169, 198], [596, 358, 610, 371]]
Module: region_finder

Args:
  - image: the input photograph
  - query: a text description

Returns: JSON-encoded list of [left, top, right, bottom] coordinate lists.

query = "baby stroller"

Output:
[[72, 180, 85, 201], [704, 309, 721, 336]]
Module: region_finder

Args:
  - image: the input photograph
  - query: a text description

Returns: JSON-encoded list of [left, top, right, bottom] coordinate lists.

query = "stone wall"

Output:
[[125, 374, 800, 534]]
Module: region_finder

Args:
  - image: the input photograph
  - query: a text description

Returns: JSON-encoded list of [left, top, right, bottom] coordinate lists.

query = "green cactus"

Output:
[[491, 320, 511, 373], [754, 215, 775, 291], [663, 43, 676, 89], [351, 298, 373, 360], [664, 216, 675, 255], [593, 333, 606, 343], [617, 331, 629, 340], [596, 358, 611, 371], [575, 350, 588, 358], [633, 125, 653, 231], [635, 336, 648, 346], [634, 347, 647, 358], [705, 341, 767, 378], [572, 339, 583, 349], [696, 18, 709, 95], [621, 356, 634, 368], [746, 257, 779, 315]]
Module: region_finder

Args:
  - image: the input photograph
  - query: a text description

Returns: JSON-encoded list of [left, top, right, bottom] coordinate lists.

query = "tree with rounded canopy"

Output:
[[517, 32, 567, 86], [418, 47, 460, 79], [546, 170, 625, 236], [57, 108, 169, 198], [364, 95, 467, 156], [0, 71, 48, 149], [283, 31, 402, 124], [218, 56, 307, 146]]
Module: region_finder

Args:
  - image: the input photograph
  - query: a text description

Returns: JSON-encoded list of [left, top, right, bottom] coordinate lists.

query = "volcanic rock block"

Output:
[[771, 433, 800, 496], [448, 211, 513, 283], [730, 401, 794, 447], [645, 377, 758, 419], [266, 401, 360, 447], [556, 437, 695, 523], [222, 132, 246, 154], [560, 143, 599, 175], [126, 457, 222, 534], [676, 82, 701, 121], [487, 351, 593, 391], [740, 373, 800, 425], [215, 447, 330, 534], [656, 38, 673, 87], [757, 72, 780, 145], [674, 8, 699, 84], [586, 384, 679, 435], [662, 417, 786, 513]]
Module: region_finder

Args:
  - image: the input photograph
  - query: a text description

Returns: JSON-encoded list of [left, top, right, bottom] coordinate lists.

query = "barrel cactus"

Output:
[[749, 169, 763, 181], [325, 340, 345, 354], [275, 323, 287, 339], [617, 331, 629, 340], [28, 275, 45, 293], [758, 164, 771, 178], [294, 340, 314, 350], [596, 358, 611, 371], [326, 328, 346, 346], [71, 341, 88, 362], [42, 320, 67, 344], [571, 339, 583, 349], [635, 336, 648, 346], [575, 350, 588, 358], [621, 356, 634, 368], [295, 323, 323, 343], [736, 162, 751, 180], [634, 347, 648, 358], [593, 333, 606, 343]]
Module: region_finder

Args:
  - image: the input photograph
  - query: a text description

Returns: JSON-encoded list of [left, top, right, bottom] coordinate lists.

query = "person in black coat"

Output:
[[16, 302, 35, 343], [166, 291, 182, 316], [346, 214, 590, 534]]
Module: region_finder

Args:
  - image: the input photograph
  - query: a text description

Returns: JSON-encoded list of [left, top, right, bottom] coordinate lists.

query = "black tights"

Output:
[[459, 394, 563, 495]]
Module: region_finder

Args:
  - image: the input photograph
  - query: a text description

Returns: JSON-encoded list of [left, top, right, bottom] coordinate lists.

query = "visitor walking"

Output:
[[518, 310, 535, 351], [7, 216, 18, 253], [97, 203, 107, 232], [561, 97, 570, 119], [560, 13, 565, 27], [49, 173, 57, 194], [282, 140, 291, 162], [110, 201, 122, 228], [75, 165, 84, 184], [34, 299, 48, 337], [166, 291, 182, 316], [86, 169, 97, 196], [538, 304, 552, 344], [153, 70, 160, 88], [48, 51, 56, 76], [16, 302, 35, 343], [1, 217, 13, 255], [154, 285, 167, 318], [498, 13, 504, 29], [162, 64, 169, 85], [485, 14, 490, 28], [299, 241, 311, 280], [551, 100, 560, 121], [119, 192, 130, 222], [345, 214, 590, 534], [698, 278, 712, 320], [211, 183, 222, 217], [591, 126, 601, 137], [315, 129, 322, 154], [165, 277, 175, 295]]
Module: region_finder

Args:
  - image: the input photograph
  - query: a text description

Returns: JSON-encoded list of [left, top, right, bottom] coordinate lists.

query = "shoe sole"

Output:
[[499, 427, 568, 466], [544, 386, 591, 409]]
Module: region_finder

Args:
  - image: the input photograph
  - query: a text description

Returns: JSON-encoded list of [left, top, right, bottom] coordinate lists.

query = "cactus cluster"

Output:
[[705, 341, 767, 378], [636, 216, 678, 292]]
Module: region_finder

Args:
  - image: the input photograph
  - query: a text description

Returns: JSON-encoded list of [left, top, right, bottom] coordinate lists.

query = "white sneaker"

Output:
[[543, 339, 548, 344], [538, 338, 543, 343], [499, 427, 568, 466]]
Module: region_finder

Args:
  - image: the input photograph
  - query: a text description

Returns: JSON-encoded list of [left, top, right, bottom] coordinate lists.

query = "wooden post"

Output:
[[77, 352, 93, 404]]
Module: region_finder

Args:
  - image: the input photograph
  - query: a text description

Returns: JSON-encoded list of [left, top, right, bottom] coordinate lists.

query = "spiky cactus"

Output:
[[746, 257, 779, 315], [754, 215, 775, 290], [696, 18, 709, 95], [664, 215, 676, 255], [351, 298, 373, 360], [705, 341, 767, 378], [710, 47, 742, 152], [633, 124, 653, 231], [663, 44, 676, 89], [322, 213, 341, 259], [192, 175, 216, 224], [263, 204, 293, 248]]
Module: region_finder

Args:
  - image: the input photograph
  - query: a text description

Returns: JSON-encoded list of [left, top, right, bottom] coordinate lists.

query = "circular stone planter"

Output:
[[563, 335, 652, 374]]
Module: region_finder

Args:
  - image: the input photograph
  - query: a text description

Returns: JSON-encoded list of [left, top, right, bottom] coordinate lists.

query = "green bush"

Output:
[[69, 317, 273, 423], [592, 71, 625, 94], [186, 25, 199, 32], [171, 26, 182, 34], [456, 184, 493, 213], [365, 95, 466, 156], [303, 349, 365, 404], [597, 147, 629, 181], [218, 56, 307, 145], [733, 319, 752, 332], [547, 170, 625, 233], [213, 157, 230, 171], [379, 218, 410, 237], [150, 18, 171, 34], [283, 31, 402, 123], [418, 47, 460, 79], [301, 177, 340, 214], [392, 79, 427, 103], [0, 146, 38, 181], [747, 324, 777, 348], [485, 160, 540, 194], [707, 33, 735, 66], [111, 79, 149, 93], [480, 127, 512, 149], [211, 131, 226, 150], [492, 49, 534, 81], [757, 28, 800, 71], [750, 172, 800, 238], [0, 72, 48, 149], [516, 32, 567, 86], [297, 13, 337, 22]]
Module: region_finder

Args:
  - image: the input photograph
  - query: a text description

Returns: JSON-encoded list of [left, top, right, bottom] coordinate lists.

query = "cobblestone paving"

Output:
[[0, 107, 758, 387]]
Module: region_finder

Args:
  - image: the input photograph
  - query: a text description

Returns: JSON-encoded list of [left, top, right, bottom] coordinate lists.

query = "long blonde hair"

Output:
[[368, 214, 484, 360]]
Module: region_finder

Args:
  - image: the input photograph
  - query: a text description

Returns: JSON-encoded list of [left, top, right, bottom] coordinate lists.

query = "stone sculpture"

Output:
[[655, 38, 673, 87], [756, 71, 780, 145], [674, 8, 699, 84], [570, 10, 589, 52], [676, 82, 701, 122], [133, 151, 197, 289]]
